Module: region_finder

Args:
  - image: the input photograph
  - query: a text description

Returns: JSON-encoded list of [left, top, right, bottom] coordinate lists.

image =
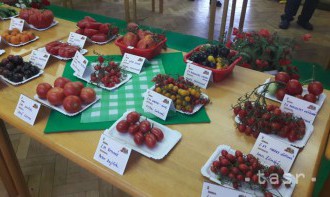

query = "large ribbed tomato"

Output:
[[27, 9, 54, 29]]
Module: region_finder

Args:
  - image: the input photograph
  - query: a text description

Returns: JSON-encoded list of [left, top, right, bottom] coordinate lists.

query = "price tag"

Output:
[[67, 32, 87, 49], [142, 89, 174, 120], [29, 50, 50, 69], [250, 133, 299, 172], [119, 53, 146, 74], [280, 94, 319, 124], [201, 182, 252, 197], [93, 134, 131, 175], [184, 63, 212, 89], [9, 18, 25, 32], [14, 94, 40, 126], [70, 51, 88, 77]]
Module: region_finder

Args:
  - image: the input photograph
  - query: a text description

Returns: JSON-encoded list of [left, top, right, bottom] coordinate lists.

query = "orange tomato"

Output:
[[12, 28, 20, 34], [20, 34, 30, 43], [26, 32, 36, 40], [10, 36, 21, 45]]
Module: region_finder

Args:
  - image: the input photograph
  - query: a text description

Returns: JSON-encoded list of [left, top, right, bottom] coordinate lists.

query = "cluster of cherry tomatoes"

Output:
[[270, 72, 324, 103], [116, 111, 164, 148], [90, 56, 125, 88], [211, 149, 288, 197], [234, 103, 306, 142], [36, 77, 96, 113]]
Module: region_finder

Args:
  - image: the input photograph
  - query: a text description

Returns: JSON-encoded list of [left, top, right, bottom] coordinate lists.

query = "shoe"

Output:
[[281, 14, 294, 22], [209, 0, 222, 7], [279, 19, 290, 29], [297, 20, 313, 30]]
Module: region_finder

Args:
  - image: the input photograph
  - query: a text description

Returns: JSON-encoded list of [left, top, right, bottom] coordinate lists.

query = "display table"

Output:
[[0, 15, 330, 197]]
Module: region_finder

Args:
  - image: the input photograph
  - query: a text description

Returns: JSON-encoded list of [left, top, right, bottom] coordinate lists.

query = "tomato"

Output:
[[116, 120, 129, 133], [285, 79, 303, 95], [220, 167, 229, 175], [133, 132, 144, 145], [235, 150, 243, 158], [275, 72, 290, 84], [63, 96, 82, 113], [308, 81, 323, 96], [145, 133, 157, 148], [80, 87, 96, 104], [303, 93, 317, 103], [151, 127, 164, 141], [128, 124, 140, 135], [84, 16, 96, 22], [126, 111, 140, 124], [46, 87, 65, 106], [54, 77, 71, 88], [238, 164, 248, 173], [264, 192, 273, 197], [99, 24, 110, 34], [275, 88, 286, 101], [267, 83, 278, 96], [295, 94, 304, 100], [64, 82, 81, 96], [85, 22, 102, 29], [36, 83, 52, 99], [91, 34, 108, 42], [73, 81, 84, 92], [27, 9, 54, 29], [139, 120, 151, 133], [83, 28, 99, 38]]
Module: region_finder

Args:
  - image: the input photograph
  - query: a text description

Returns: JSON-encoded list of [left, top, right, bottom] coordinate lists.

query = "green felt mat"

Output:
[[44, 52, 210, 133]]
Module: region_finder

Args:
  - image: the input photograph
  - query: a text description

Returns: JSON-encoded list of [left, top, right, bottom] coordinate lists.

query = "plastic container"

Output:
[[114, 35, 167, 60], [184, 45, 242, 82]]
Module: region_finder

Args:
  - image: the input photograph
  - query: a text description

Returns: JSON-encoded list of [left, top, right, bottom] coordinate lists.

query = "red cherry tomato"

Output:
[[126, 111, 140, 124], [116, 120, 130, 133], [128, 124, 140, 135], [133, 132, 144, 145], [145, 133, 157, 148], [46, 87, 65, 106], [308, 81, 323, 96], [80, 87, 96, 104], [63, 95, 82, 113], [275, 88, 287, 101], [151, 127, 164, 141], [285, 79, 303, 95], [139, 120, 151, 133], [275, 72, 290, 84], [36, 83, 52, 99], [303, 93, 317, 103]]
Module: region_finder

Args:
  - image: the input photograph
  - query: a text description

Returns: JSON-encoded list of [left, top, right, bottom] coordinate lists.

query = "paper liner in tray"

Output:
[[257, 78, 326, 110], [87, 34, 117, 45], [34, 95, 100, 116], [0, 14, 18, 20], [28, 20, 58, 31], [38, 47, 88, 61], [201, 145, 296, 197], [0, 50, 5, 56], [103, 111, 182, 160], [73, 63, 132, 91], [4, 36, 39, 47], [235, 115, 314, 148], [0, 70, 43, 86]]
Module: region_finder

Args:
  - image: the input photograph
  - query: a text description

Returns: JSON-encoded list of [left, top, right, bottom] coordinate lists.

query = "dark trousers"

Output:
[[284, 0, 319, 23]]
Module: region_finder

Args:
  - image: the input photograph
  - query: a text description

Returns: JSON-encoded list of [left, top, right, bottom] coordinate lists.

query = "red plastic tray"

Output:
[[114, 35, 167, 60], [184, 46, 242, 82]]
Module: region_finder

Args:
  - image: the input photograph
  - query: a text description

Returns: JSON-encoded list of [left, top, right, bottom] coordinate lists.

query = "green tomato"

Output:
[[267, 83, 278, 95]]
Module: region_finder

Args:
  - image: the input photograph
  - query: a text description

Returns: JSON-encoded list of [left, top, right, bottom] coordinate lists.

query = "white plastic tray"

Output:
[[103, 111, 182, 160], [0, 69, 43, 86], [34, 95, 100, 116], [201, 145, 296, 197], [257, 78, 326, 109], [0, 49, 5, 56], [0, 14, 18, 20], [73, 63, 132, 91], [4, 36, 39, 47], [235, 115, 314, 148], [38, 46, 88, 61], [28, 20, 58, 31], [87, 34, 117, 45]]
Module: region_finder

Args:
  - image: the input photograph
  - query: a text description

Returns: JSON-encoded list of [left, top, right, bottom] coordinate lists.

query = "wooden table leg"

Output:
[[0, 119, 30, 197], [124, 0, 130, 22], [152, 0, 155, 12], [159, 0, 163, 14], [133, 0, 137, 22], [0, 152, 18, 197], [208, 0, 217, 41]]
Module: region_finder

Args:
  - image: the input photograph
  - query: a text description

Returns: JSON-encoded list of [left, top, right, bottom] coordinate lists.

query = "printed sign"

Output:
[[29, 50, 50, 69], [201, 182, 252, 197], [67, 32, 87, 49], [14, 94, 40, 126], [9, 18, 25, 32], [184, 63, 212, 89], [70, 51, 88, 77], [119, 53, 146, 74], [142, 89, 174, 120]]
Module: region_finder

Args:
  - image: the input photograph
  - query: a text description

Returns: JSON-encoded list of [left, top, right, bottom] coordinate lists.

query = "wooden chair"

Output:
[[62, 0, 73, 9], [208, 0, 248, 41], [124, 0, 164, 22]]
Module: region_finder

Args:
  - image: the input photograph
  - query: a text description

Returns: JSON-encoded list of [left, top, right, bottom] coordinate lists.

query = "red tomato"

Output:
[[275, 72, 290, 84], [151, 127, 164, 141], [308, 81, 323, 96], [128, 124, 140, 135], [303, 93, 317, 103], [139, 120, 151, 133], [54, 77, 71, 88], [80, 87, 96, 104], [126, 111, 140, 124], [64, 82, 81, 96], [275, 88, 287, 101], [28, 9, 54, 29], [134, 132, 144, 145], [63, 95, 82, 113], [285, 79, 303, 95], [295, 94, 304, 100], [145, 133, 157, 148], [73, 81, 84, 92], [91, 34, 108, 42], [36, 83, 52, 99], [83, 28, 99, 38], [116, 120, 130, 133], [46, 87, 65, 106]]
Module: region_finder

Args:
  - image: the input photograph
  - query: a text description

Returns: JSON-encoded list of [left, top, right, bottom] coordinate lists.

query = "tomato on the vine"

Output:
[[308, 81, 323, 96]]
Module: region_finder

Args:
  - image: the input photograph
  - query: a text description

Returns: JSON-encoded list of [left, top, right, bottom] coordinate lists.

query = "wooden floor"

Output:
[[1, 0, 329, 196]]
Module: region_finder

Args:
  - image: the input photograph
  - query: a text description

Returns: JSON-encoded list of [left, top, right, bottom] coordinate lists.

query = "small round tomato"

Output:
[[126, 111, 140, 124], [275, 72, 290, 84], [80, 87, 96, 104], [47, 87, 65, 106], [116, 120, 129, 133], [128, 124, 140, 135], [54, 77, 71, 88], [303, 93, 317, 103], [63, 95, 82, 113], [36, 83, 52, 99], [151, 127, 164, 141], [139, 120, 151, 133], [64, 82, 81, 96], [308, 81, 323, 96], [133, 132, 144, 145], [145, 133, 157, 148], [286, 79, 303, 96], [275, 88, 287, 101]]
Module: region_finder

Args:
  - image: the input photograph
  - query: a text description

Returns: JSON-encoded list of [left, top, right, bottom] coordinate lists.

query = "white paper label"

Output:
[[93, 134, 131, 175], [250, 133, 298, 172], [67, 32, 87, 49], [9, 18, 25, 32], [70, 51, 88, 77], [14, 94, 40, 126], [29, 50, 50, 69], [142, 89, 174, 120], [280, 94, 319, 124], [119, 53, 146, 74], [201, 182, 252, 197], [184, 63, 212, 89]]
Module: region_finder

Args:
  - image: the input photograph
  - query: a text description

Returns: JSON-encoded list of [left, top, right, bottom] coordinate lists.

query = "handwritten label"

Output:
[[250, 133, 298, 172], [9, 18, 25, 32], [119, 53, 146, 74], [70, 51, 88, 77], [142, 89, 174, 120], [93, 134, 131, 175], [184, 63, 212, 89], [280, 94, 319, 124], [14, 94, 40, 126], [29, 50, 50, 69], [201, 182, 252, 197], [67, 32, 87, 49]]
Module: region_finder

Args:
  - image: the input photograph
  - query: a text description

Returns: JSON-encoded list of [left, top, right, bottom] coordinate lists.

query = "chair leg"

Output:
[[219, 0, 229, 42], [208, 0, 217, 41], [133, 0, 137, 22], [124, 0, 130, 22], [159, 0, 163, 14], [152, 0, 155, 12], [239, 0, 248, 31]]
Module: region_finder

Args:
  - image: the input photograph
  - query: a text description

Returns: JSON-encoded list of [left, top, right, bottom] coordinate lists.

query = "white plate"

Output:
[[34, 95, 100, 116], [201, 145, 296, 197], [4, 36, 39, 47], [0, 14, 18, 20], [0, 69, 43, 86], [28, 20, 58, 31], [38, 46, 88, 61], [0, 49, 5, 56], [257, 78, 326, 110], [87, 34, 117, 45], [235, 115, 314, 148], [73, 63, 132, 91], [103, 111, 182, 160]]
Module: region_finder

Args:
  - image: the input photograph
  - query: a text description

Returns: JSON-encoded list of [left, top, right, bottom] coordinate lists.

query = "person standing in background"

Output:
[[279, 0, 319, 30]]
